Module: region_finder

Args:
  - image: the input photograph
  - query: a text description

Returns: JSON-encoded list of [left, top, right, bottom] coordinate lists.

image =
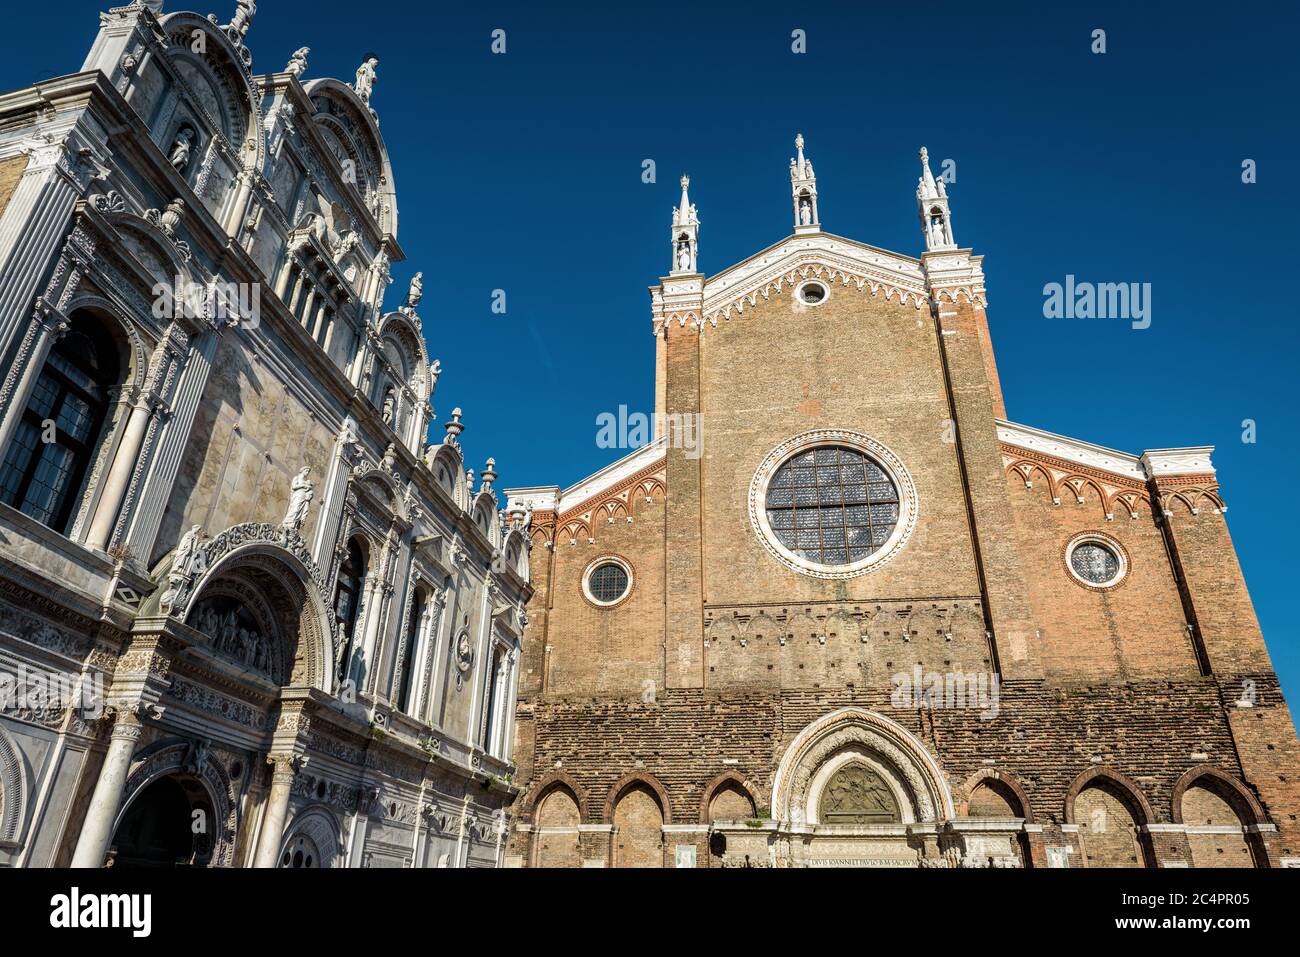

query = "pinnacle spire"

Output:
[[916, 145, 955, 251], [669, 173, 700, 275], [790, 133, 820, 233]]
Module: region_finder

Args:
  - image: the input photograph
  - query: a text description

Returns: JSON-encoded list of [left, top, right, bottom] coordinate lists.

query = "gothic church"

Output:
[[504, 135, 1300, 868]]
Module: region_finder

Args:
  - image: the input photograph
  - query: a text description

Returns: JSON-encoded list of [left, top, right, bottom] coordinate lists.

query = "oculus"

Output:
[[582, 556, 633, 607], [1065, 532, 1127, 588], [749, 430, 917, 579]]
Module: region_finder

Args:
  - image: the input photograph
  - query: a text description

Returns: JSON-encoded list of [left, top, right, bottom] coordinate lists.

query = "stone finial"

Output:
[[481, 458, 497, 491], [158, 197, 185, 237], [443, 407, 464, 446]]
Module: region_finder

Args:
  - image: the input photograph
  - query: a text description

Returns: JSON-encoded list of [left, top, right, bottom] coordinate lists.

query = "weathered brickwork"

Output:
[[504, 139, 1300, 867]]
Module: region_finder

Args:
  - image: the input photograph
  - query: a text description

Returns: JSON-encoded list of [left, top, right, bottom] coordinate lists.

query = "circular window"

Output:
[[1065, 533, 1127, 588], [796, 280, 828, 305], [749, 430, 918, 579], [582, 557, 633, 607]]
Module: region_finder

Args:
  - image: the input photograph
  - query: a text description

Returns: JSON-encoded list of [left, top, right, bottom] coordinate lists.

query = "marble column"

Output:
[[251, 754, 300, 868], [84, 393, 154, 551], [70, 708, 145, 868]]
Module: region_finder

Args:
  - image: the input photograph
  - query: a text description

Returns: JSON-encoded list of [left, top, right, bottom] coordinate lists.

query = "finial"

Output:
[[482, 458, 498, 491], [443, 407, 464, 446]]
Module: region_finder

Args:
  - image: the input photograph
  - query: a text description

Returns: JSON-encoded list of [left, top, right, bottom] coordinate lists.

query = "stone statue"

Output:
[[169, 128, 194, 175], [929, 215, 946, 248], [404, 271, 423, 312], [282, 466, 314, 530], [382, 388, 396, 425], [285, 46, 309, 78], [228, 0, 256, 41], [799, 198, 812, 226], [676, 242, 690, 271], [173, 524, 203, 576], [429, 358, 441, 393], [354, 55, 379, 107]]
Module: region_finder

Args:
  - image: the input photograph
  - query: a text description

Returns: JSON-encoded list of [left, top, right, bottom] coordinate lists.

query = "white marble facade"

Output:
[[0, 3, 530, 867]]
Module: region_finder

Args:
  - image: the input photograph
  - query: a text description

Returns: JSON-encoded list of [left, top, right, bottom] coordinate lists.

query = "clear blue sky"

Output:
[[5, 2, 1299, 706]]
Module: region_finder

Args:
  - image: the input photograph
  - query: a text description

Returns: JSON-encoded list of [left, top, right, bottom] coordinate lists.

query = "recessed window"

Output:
[[749, 431, 918, 580], [1065, 534, 1127, 588], [583, 557, 632, 606], [796, 280, 828, 305]]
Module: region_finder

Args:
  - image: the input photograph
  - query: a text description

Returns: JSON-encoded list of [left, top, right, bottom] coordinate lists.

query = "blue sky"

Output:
[[5, 2, 1299, 705]]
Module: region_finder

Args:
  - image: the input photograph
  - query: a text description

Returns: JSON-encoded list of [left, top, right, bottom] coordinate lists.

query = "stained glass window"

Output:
[[587, 562, 629, 604], [1070, 541, 1120, 584], [765, 446, 900, 566]]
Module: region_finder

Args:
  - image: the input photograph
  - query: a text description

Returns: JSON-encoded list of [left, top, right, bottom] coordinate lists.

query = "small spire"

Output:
[[669, 174, 700, 275], [481, 458, 498, 491], [916, 146, 956, 252], [790, 133, 819, 233]]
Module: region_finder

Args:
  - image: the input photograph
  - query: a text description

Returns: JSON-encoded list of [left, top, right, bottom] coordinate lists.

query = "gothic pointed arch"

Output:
[[699, 771, 762, 824], [603, 771, 674, 825], [770, 707, 954, 826]]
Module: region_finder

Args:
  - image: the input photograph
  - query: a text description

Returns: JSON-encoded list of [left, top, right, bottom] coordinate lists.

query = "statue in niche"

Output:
[[285, 46, 310, 78], [929, 214, 947, 248], [354, 55, 379, 107], [799, 197, 813, 226], [676, 241, 691, 272], [169, 127, 195, 175], [382, 389, 396, 426], [282, 466, 314, 530], [403, 271, 423, 313], [819, 763, 901, 824]]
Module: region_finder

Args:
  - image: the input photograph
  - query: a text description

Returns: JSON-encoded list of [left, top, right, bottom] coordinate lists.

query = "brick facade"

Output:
[[503, 140, 1300, 868]]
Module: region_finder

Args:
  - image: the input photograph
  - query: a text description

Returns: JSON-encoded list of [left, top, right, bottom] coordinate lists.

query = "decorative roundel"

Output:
[[582, 555, 633, 607], [749, 430, 918, 580], [796, 279, 830, 306], [1064, 532, 1128, 589]]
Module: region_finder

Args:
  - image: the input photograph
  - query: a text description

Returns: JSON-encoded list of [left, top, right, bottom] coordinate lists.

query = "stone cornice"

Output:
[[505, 437, 666, 522], [998, 420, 1214, 485]]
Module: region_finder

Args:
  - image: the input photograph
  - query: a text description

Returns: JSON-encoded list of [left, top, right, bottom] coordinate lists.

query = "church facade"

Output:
[[504, 136, 1300, 868], [0, 3, 531, 867]]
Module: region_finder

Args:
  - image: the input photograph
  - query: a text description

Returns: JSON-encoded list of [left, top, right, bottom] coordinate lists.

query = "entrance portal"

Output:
[[109, 774, 216, 867]]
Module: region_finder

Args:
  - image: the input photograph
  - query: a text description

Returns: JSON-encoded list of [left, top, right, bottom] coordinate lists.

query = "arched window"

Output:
[[396, 587, 424, 713], [0, 315, 119, 534], [334, 538, 366, 678]]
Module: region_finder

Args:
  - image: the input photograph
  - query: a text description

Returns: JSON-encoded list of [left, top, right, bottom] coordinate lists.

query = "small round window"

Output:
[[797, 280, 828, 305], [1065, 534, 1127, 588], [583, 557, 632, 606]]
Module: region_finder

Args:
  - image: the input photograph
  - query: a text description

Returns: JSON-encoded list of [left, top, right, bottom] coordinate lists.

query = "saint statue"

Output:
[[382, 388, 396, 425], [173, 524, 203, 577], [676, 242, 691, 272], [429, 358, 442, 393], [930, 215, 946, 248], [282, 466, 314, 530], [285, 46, 310, 78], [405, 271, 423, 312], [354, 55, 379, 107], [169, 128, 194, 175], [799, 198, 812, 226]]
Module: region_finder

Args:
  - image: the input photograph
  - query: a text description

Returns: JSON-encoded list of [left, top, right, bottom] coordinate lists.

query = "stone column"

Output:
[[84, 393, 155, 551], [0, 301, 68, 457], [251, 754, 302, 868], [70, 707, 148, 868]]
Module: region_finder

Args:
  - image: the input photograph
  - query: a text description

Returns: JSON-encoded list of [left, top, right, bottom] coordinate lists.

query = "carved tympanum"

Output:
[[818, 763, 900, 824]]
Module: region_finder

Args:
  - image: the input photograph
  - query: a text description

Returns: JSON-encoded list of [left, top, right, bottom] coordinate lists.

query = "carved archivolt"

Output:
[[279, 804, 344, 868], [0, 725, 28, 848], [114, 739, 239, 867], [770, 708, 953, 827]]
